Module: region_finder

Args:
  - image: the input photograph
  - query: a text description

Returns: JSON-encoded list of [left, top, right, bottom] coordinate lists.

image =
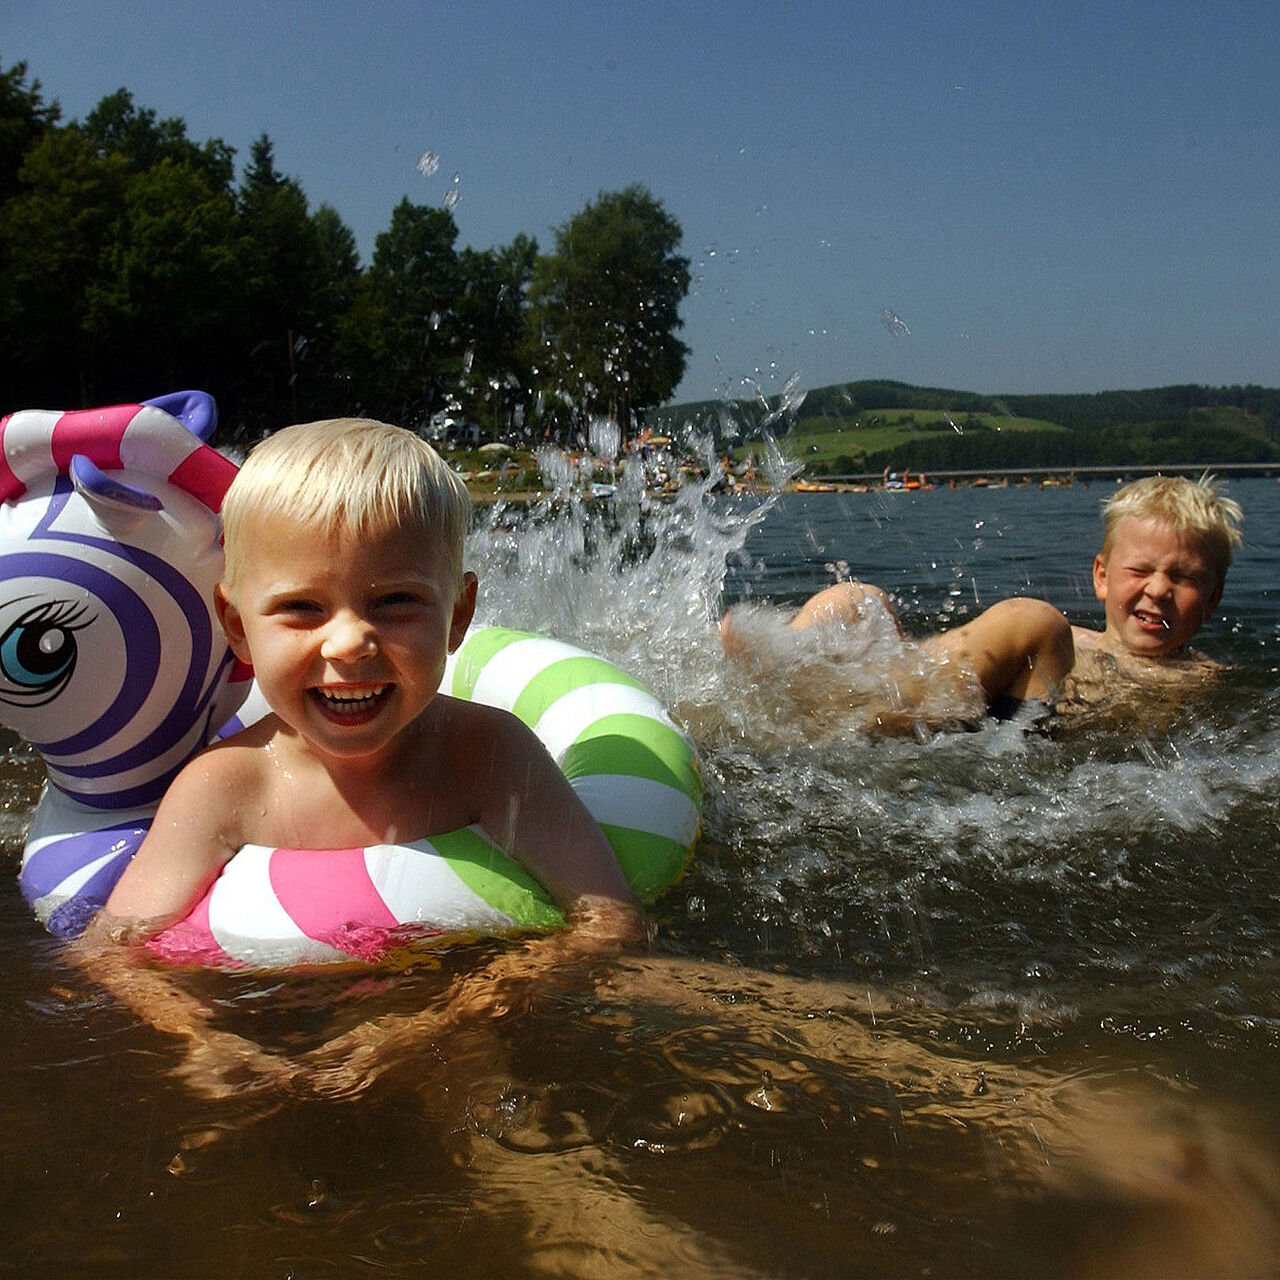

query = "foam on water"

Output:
[[467, 448, 772, 715]]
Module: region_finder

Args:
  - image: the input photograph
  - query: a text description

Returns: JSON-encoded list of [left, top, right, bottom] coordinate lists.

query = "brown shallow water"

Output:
[[5, 478, 1280, 1277]]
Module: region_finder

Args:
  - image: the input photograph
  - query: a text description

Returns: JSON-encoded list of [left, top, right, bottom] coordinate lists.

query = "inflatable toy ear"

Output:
[[1, 392, 249, 936]]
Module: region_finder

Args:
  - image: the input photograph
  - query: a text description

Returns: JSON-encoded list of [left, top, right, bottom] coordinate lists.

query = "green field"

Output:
[[736, 408, 1066, 471]]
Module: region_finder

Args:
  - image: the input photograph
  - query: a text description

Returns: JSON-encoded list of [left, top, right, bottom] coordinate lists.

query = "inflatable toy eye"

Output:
[[0, 599, 93, 705]]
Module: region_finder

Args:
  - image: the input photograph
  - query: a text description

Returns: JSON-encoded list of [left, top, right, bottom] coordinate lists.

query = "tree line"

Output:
[[0, 60, 691, 445], [852, 414, 1280, 475]]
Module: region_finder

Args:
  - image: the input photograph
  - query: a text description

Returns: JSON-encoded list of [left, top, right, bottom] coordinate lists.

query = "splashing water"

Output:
[[468, 441, 771, 709], [586, 415, 621, 462], [466, 467, 1280, 1026], [881, 306, 911, 336]]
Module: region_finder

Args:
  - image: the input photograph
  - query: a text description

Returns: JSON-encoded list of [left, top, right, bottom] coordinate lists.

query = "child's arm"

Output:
[[88, 746, 248, 939], [73, 748, 294, 1098], [468, 707, 644, 945], [70, 931, 297, 1099], [922, 597, 1074, 704]]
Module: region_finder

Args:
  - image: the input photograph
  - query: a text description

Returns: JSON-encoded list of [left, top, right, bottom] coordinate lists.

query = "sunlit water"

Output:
[[4, 472, 1280, 1277]]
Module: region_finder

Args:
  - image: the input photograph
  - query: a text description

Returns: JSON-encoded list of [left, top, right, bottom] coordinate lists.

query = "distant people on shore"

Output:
[[881, 467, 930, 491], [720, 475, 1243, 733]]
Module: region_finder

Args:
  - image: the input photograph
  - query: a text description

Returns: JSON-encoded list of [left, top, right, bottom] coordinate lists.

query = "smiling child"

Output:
[[1073, 474, 1239, 665], [97, 418, 639, 943]]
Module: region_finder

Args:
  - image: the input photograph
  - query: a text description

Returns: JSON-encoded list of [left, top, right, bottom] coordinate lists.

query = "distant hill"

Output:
[[653, 380, 1280, 473]]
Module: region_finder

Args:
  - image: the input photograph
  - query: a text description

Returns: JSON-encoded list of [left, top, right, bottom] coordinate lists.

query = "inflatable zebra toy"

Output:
[[0, 391, 249, 936]]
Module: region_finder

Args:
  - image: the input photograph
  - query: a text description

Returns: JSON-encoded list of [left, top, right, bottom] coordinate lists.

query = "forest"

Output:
[[0, 60, 690, 446]]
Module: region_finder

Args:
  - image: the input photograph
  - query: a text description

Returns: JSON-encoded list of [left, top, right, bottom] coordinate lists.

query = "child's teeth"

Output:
[[322, 686, 384, 704]]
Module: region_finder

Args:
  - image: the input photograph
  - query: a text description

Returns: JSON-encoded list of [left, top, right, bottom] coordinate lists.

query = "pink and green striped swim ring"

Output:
[[147, 626, 702, 967]]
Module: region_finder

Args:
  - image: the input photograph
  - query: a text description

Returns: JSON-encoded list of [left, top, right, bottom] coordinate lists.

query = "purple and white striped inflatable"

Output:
[[1, 392, 250, 936]]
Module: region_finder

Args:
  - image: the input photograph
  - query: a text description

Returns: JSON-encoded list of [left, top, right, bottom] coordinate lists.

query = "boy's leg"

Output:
[[720, 580, 903, 663], [786, 582, 905, 634], [921, 597, 1073, 703]]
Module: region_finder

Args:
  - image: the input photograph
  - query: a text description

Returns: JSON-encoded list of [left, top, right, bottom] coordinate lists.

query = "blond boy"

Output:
[[99, 418, 639, 943], [1069, 474, 1241, 674], [721, 475, 1242, 728]]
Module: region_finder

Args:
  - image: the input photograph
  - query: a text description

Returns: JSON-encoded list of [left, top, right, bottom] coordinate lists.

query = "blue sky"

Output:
[[5, 0, 1278, 403]]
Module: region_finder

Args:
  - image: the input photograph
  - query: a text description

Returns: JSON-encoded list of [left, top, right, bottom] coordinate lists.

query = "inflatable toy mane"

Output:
[[0, 392, 248, 936], [2, 393, 700, 961]]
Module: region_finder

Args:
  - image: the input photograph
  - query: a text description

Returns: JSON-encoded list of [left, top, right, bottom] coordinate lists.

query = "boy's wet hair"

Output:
[[1101, 474, 1243, 581], [221, 418, 472, 586]]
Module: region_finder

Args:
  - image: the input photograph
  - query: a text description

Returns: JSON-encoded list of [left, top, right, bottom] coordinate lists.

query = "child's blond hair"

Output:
[[221, 418, 472, 587], [1101, 474, 1243, 582]]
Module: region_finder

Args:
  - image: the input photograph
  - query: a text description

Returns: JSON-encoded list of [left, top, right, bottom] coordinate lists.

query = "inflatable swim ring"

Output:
[[1, 393, 701, 963], [147, 626, 702, 967]]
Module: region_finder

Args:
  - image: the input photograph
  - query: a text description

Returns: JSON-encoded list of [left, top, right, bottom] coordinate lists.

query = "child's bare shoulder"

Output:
[[178, 717, 279, 805], [432, 695, 567, 795], [1069, 625, 1219, 680], [432, 693, 538, 756]]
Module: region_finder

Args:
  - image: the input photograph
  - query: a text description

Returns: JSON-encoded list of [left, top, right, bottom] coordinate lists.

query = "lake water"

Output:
[[3, 475, 1279, 1277]]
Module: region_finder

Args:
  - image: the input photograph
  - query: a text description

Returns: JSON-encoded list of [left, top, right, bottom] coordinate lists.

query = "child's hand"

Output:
[[565, 893, 650, 949], [172, 1029, 300, 1101], [289, 910, 648, 1098]]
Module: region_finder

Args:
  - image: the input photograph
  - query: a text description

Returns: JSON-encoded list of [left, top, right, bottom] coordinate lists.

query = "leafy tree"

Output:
[[302, 202, 363, 413], [0, 59, 60, 201], [84, 155, 241, 402], [82, 88, 233, 190], [232, 135, 331, 424], [336, 199, 460, 424], [454, 233, 537, 434], [311, 203, 361, 314], [0, 125, 126, 403], [0, 86, 244, 408], [526, 185, 689, 437]]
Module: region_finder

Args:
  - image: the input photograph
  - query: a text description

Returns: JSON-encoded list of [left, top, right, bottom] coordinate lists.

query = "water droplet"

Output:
[[880, 307, 911, 337]]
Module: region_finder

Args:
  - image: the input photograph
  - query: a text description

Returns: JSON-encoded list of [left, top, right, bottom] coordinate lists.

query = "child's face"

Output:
[[215, 513, 475, 765], [1092, 517, 1223, 659]]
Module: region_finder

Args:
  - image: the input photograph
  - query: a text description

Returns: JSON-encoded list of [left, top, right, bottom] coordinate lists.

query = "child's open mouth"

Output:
[[310, 684, 391, 721], [1133, 609, 1171, 634]]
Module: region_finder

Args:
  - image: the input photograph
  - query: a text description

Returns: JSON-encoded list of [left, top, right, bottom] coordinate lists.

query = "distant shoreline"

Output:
[[467, 460, 1279, 505], [813, 461, 1280, 484]]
